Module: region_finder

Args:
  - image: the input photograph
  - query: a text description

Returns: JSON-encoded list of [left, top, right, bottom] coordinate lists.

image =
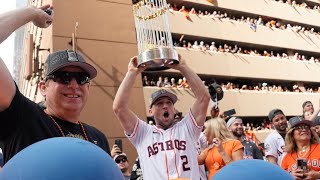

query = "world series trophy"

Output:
[[133, 0, 179, 71]]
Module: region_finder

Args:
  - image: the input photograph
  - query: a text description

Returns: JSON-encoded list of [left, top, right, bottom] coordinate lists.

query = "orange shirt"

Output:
[[205, 140, 243, 180], [244, 130, 259, 144], [281, 144, 320, 173]]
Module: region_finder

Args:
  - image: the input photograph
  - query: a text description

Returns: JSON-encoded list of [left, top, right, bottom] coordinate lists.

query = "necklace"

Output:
[[298, 146, 310, 158], [45, 110, 89, 141]]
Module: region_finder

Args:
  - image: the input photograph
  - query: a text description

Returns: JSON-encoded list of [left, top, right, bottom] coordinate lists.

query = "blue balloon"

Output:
[[0, 137, 123, 180], [213, 159, 294, 180]]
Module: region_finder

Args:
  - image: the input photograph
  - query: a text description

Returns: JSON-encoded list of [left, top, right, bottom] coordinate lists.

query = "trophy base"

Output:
[[138, 47, 179, 71]]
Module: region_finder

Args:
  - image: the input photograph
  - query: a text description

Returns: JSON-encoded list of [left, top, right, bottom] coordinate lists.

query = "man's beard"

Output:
[[275, 124, 287, 133], [232, 130, 243, 138]]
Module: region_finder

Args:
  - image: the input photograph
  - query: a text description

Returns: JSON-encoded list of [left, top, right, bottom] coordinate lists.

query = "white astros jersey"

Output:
[[127, 110, 202, 180], [264, 130, 285, 165], [196, 132, 208, 180]]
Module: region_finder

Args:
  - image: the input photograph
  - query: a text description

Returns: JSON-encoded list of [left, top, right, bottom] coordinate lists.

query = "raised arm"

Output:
[[310, 99, 320, 122], [166, 55, 210, 126], [0, 5, 53, 111], [113, 57, 148, 135]]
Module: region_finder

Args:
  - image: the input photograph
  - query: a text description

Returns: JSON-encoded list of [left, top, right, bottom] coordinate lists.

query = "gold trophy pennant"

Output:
[[133, 0, 179, 71]]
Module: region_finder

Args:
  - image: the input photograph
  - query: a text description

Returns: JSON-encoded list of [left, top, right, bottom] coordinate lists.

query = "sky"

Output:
[[0, 1, 16, 74]]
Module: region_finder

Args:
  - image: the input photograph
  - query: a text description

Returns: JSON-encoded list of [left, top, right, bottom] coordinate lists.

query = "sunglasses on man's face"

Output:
[[46, 71, 90, 85], [115, 157, 127, 164]]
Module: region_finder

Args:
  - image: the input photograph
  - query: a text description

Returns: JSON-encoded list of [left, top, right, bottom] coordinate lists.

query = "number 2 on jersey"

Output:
[[181, 155, 190, 171]]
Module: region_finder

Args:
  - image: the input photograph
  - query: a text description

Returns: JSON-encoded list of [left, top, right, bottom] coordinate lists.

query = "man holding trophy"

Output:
[[113, 1, 210, 179], [113, 54, 210, 179]]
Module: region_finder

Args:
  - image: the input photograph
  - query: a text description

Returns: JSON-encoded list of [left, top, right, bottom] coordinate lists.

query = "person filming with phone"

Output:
[[281, 117, 320, 180], [111, 140, 131, 180]]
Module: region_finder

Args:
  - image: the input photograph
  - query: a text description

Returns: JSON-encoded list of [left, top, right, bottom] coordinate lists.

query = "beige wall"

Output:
[[174, 48, 320, 83], [143, 86, 320, 117], [52, 0, 136, 44], [18, 0, 320, 168], [20, 0, 53, 101], [169, 12, 320, 53]]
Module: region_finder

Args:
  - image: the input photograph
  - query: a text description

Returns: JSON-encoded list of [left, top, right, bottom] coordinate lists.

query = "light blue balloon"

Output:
[[0, 137, 123, 180], [213, 159, 294, 180]]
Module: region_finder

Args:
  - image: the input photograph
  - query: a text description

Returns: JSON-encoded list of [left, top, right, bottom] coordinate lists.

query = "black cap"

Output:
[[208, 82, 224, 102], [302, 101, 312, 109], [44, 50, 97, 79], [268, 109, 285, 121], [289, 116, 313, 128], [150, 89, 177, 107]]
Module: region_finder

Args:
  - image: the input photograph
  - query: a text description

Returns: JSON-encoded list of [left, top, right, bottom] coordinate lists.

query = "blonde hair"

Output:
[[205, 117, 234, 142], [285, 127, 318, 153]]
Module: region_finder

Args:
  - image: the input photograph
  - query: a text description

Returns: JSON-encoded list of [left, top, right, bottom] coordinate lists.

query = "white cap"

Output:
[[227, 117, 242, 128]]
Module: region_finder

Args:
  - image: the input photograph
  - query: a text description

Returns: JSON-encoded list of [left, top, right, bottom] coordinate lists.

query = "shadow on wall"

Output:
[[74, 45, 125, 101]]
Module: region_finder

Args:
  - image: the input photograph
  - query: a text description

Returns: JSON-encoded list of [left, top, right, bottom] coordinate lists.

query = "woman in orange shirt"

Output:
[[198, 118, 243, 180], [281, 117, 320, 180]]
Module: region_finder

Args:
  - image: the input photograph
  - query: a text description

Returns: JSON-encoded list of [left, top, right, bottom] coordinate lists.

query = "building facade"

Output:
[[19, 0, 320, 164], [13, 0, 28, 84]]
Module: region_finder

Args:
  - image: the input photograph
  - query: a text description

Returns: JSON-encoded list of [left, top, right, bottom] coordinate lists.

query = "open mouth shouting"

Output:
[[163, 111, 169, 118]]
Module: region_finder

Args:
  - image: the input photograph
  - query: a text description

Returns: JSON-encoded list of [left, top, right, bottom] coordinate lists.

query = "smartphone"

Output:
[[115, 139, 122, 151], [223, 109, 236, 117], [297, 158, 308, 173]]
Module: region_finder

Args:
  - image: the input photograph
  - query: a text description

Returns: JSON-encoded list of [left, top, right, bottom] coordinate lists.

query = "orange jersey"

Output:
[[244, 130, 259, 144], [205, 140, 243, 180], [281, 144, 320, 173]]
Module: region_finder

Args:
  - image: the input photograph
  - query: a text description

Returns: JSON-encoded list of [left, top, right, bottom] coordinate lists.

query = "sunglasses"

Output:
[[46, 71, 90, 85], [294, 125, 310, 131], [115, 157, 127, 164]]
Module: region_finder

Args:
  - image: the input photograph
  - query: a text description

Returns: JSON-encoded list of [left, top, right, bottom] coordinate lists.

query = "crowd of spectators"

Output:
[[245, 120, 271, 131], [168, 2, 320, 63], [220, 82, 320, 94], [142, 75, 320, 94], [143, 75, 191, 89], [173, 38, 320, 63], [168, 3, 320, 36], [271, 0, 320, 11]]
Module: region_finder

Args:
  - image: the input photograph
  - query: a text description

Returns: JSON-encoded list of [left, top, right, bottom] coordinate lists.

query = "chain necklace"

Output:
[[44, 110, 89, 141], [298, 146, 310, 158]]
